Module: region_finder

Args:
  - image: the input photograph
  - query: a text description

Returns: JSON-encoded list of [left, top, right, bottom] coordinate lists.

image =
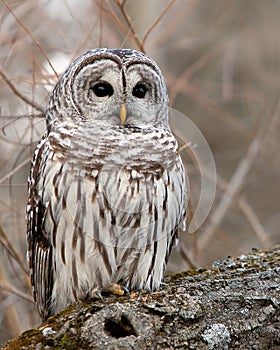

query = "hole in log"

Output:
[[104, 314, 137, 338]]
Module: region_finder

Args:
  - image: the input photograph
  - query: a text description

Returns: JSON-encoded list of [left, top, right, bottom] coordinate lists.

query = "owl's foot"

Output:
[[107, 283, 130, 297], [92, 288, 103, 300], [91, 284, 130, 300]]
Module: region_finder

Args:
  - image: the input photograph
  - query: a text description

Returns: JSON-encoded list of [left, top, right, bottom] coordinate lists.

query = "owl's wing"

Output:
[[26, 136, 53, 321]]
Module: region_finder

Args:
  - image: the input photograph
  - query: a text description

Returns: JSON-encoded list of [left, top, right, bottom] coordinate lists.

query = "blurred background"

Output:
[[0, 0, 279, 344]]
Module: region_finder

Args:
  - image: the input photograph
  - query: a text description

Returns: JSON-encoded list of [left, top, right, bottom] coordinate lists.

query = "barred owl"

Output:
[[27, 48, 186, 321]]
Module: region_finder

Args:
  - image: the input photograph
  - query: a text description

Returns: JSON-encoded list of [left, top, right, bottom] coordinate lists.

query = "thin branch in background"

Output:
[[0, 264, 22, 339], [102, 1, 125, 31], [101, 0, 131, 48], [1, 112, 44, 121], [0, 183, 26, 188], [98, 0, 104, 47], [168, 43, 222, 105], [0, 113, 43, 137], [216, 174, 271, 248], [238, 197, 271, 248], [0, 69, 44, 113], [0, 282, 34, 304], [113, 0, 145, 52], [167, 71, 251, 136], [142, 0, 176, 47], [0, 224, 29, 276], [221, 35, 238, 103], [102, 0, 141, 50], [178, 152, 271, 250], [178, 241, 199, 270], [0, 158, 30, 185], [3, 0, 59, 80], [114, 0, 176, 52], [153, 1, 198, 48], [199, 99, 280, 252]]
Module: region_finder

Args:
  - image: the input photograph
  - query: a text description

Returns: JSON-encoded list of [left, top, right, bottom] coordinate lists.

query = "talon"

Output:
[[107, 283, 130, 296], [122, 286, 131, 297], [92, 289, 103, 299], [108, 283, 124, 296]]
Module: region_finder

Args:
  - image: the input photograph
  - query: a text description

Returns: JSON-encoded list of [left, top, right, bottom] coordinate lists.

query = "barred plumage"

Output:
[[27, 48, 186, 320]]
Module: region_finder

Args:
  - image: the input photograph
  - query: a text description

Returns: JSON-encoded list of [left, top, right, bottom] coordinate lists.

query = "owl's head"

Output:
[[46, 48, 169, 130]]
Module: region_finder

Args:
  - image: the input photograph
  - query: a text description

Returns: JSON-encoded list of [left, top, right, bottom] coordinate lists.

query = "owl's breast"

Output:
[[43, 125, 185, 250], [49, 124, 179, 177]]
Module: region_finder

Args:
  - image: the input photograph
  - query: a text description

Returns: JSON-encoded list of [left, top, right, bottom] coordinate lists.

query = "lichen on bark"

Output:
[[3, 246, 280, 350]]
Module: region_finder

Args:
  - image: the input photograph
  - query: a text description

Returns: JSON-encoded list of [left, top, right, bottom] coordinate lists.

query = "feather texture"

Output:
[[27, 49, 186, 320]]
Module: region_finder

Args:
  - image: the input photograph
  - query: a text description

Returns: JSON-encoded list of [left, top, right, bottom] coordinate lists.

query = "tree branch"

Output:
[[4, 245, 280, 349]]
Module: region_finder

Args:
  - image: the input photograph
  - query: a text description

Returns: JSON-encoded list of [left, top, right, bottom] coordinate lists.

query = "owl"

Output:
[[27, 48, 186, 321]]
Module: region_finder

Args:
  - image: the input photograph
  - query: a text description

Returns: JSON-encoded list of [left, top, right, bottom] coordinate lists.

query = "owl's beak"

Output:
[[120, 103, 127, 125]]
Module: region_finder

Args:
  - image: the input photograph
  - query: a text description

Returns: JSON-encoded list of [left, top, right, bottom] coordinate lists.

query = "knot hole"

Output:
[[104, 314, 137, 338]]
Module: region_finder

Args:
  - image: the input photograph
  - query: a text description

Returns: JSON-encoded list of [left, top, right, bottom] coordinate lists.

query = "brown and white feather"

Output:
[[27, 49, 186, 320]]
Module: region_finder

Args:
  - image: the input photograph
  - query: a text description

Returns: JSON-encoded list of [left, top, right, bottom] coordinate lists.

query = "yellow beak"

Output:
[[120, 103, 127, 125]]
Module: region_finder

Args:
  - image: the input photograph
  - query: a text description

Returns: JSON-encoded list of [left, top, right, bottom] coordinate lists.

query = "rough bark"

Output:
[[3, 246, 280, 350]]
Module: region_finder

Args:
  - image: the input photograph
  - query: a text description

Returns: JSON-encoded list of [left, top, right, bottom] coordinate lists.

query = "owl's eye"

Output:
[[132, 83, 148, 99], [91, 82, 114, 97]]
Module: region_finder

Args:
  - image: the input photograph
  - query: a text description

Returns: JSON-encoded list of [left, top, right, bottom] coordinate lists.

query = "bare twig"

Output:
[[113, 0, 145, 52], [0, 158, 30, 185], [0, 282, 34, 303], [0, 68, 44, 113], [215, 174, 270, 248], [238, 197, 270, 248], [166, 71, 252, 136], [0, 224, 29, 275], [0, 263, 22, 340], [142, 0, 176, 47], [168, 44, 222, 105], [102, 1, 127, 33], [3, 0, 59, 80], [98, 0, 104, 47], [199, 100, 280, 251], [0, 113, 44, 120], [1, 113, 44, 136], [222, 35, 238, 102], [177, 243, 198, 270]]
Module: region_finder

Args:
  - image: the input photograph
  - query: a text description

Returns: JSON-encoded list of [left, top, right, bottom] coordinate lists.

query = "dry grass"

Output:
[[0, 0, 279, 343]]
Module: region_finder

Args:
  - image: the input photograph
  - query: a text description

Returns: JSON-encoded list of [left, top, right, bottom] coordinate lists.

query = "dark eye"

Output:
[[91, 82, 114, 97], [132, 82, 148, 98]]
